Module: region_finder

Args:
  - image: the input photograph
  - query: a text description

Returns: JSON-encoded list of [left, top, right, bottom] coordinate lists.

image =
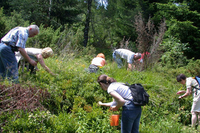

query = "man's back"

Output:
[[115, 49, 135, 64], [1, 27, 28, 48]]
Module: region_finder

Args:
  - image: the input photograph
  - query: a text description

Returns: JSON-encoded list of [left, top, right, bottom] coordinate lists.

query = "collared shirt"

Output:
[[1, 27, 29, 48], [114, 49, 135, 64]]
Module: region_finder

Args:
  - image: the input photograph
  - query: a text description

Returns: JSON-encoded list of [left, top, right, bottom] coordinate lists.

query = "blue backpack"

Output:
[[194, 76, 200, 86], [193, 76, 200, 89], [192, 76, 200, 95]]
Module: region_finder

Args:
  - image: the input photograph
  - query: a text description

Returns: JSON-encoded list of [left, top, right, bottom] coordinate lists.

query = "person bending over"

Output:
[[176, 74, 200, 129], [113, 48, 141, 71], [16, 47, 55, 75], [0, 25, 39, 82], [97, 74, 142, 133], [87, 53, 106, 73]]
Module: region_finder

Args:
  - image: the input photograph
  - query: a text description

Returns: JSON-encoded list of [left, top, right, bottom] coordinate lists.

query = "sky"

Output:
[[96, 0, 108, 9]]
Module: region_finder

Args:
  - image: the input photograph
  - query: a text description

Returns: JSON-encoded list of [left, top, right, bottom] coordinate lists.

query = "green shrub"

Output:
[[0, 9, 30, 38], [0, 8, 6, 38], [1, 47, 198, 132], [186, 59, 200, 76], [160, 36, 188, 68]]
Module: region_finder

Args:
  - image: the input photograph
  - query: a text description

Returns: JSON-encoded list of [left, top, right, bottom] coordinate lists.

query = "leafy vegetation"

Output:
[[1, 0, 200, 132], [1, 0, 200, 58], [1, 47, 200, 132]]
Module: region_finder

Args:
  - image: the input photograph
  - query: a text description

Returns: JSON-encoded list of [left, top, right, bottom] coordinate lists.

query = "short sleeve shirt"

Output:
[[107, 82, 133, 105], [25, 48, 42, 56], [1, 27, 29, 48], [114, 49, 135, 64], [15, 48, 42, 62], [186, 77, 200, 97], [91, 57, 106, 67]]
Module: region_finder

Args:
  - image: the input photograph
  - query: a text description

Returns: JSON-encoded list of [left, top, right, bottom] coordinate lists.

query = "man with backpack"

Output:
[[176, 74, 200, 129]]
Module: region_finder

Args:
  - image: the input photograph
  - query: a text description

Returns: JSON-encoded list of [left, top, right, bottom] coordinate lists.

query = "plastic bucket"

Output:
[[110, 114, 120, 126]]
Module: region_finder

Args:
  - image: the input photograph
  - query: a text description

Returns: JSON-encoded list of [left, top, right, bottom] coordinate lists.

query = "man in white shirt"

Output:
[[113, 48, 141, 71]]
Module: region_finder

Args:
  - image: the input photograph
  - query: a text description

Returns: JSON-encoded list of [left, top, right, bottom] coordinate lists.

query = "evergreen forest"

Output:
[[1, 0, 200, 132]]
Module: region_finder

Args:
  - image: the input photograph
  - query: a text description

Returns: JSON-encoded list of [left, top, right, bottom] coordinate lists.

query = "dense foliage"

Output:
[[1, 0, 200, 58], [1, 48, 200, 132], [1, 0, 200, 132]]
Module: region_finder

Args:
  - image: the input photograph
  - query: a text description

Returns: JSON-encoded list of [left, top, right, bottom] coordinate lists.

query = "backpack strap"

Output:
[[192, 85, 200, 95], [122, 83, 133, 102]]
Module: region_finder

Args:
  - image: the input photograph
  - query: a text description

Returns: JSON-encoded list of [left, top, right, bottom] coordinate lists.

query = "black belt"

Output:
[[2, 42, 19, 52]]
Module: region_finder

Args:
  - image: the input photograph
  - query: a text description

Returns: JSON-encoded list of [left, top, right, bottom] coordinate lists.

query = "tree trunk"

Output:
[[83, 0, 92, 47], [49, 0, 52, 26]]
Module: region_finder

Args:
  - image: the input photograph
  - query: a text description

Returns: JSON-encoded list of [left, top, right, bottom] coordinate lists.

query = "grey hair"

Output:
[[135, 53, 142, 58], [42, 47, 54, 57], [28, 25, 39, 33]]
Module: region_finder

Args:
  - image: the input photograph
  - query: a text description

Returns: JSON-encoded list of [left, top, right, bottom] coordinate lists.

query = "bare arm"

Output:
[[18, 47, 37, 66], [36, 54, 55, 75], [127, 63, 133, 71], [98, 101, 113, 107], [176, 90, 186, 94], [98, 99, 116, 107], [178, 88, 191, 99], [109, 91, 125, 111]]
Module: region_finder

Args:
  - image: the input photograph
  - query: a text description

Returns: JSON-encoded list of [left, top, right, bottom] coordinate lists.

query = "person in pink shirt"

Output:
[[87, 53, 106, 73]]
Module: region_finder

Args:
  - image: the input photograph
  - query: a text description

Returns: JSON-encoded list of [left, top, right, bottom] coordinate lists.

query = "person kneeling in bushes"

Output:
[[86, 53, 106, 73]]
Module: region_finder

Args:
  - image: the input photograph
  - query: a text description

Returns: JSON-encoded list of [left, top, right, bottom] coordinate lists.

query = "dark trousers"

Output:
[[88, 64, 99, 73]]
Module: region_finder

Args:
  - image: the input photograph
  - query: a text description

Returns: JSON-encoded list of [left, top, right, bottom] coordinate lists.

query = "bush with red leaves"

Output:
[[0, 84, 51, 114]]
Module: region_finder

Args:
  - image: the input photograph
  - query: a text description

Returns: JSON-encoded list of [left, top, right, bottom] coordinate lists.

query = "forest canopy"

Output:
[[0, 0, 200, 60], [1, 1, 200, 133]]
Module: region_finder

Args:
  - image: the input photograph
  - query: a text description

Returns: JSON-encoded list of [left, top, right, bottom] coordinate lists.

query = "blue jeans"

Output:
[[121, 103, 142, 133], [0, 43, 18, 82], [113, 52, 123, 68]]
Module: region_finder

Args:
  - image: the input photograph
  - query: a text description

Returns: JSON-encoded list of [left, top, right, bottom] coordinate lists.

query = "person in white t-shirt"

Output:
[[97, 74, 142, 133], [112, 48, 141, 71], [15, 47, 55, 75], [176, 74, 200, 128], [87, 53, 106, 73]]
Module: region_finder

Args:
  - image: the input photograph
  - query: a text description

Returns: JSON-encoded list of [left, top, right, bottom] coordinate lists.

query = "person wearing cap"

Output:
[[16, 47, 55, 75], [0, 25, 39, 82], [112, 48, 141, 71], [87, 53, 106, 73]]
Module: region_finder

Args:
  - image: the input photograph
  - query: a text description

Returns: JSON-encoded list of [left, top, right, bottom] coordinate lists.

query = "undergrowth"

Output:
[[0, 49, 200, 133]]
